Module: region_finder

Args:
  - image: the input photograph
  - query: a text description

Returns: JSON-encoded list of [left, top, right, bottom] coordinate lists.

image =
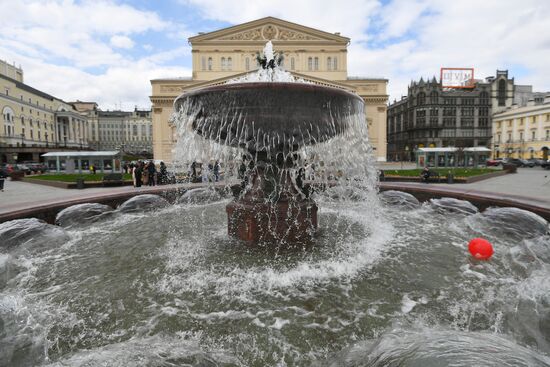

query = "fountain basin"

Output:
[[174, 82, 364, 153]]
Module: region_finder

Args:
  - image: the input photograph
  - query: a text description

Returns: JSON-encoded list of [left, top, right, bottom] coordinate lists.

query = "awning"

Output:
[[42, 151, 120, 158]]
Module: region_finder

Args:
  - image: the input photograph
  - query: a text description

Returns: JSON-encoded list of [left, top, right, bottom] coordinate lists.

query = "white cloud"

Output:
[[110, 35, 135, 49], [1, 0, 168, 67], [181, 0, 379, 42]]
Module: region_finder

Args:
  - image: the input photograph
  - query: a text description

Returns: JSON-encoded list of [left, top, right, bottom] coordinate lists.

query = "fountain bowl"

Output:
[[174, 82, 364, 153]]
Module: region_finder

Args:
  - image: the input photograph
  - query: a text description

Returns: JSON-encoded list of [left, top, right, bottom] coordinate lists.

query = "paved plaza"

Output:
[[1, 167, 549, 217]]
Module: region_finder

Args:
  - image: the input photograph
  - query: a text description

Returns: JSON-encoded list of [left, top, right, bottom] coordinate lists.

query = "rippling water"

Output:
[[1, 192, 549, 366]]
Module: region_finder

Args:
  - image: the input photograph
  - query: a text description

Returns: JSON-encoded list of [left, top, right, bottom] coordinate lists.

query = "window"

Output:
[[245, 57, 250, 71], [290, 57, 295, 70], [520, 132, 523, 141], [208, 57, 212, 71], [461, 107, 474, 116], [480, 91, 489, 105], [132, 125, 137, 136], [333, 57, 337, 70], [546, 130, 549, 139], [498, 79, 506, 106], [221, 57, 226, 71], [308, 57, 312, 71], [327, 57, 332, 70], [417, 93, 426, 106], [227, 57, 232, 70], [314, 57, 319, 70], [429, 92, 438, 104], [201, 57, 206, 70], [532, 131, 536, 141], [479, 118, 489, 127]]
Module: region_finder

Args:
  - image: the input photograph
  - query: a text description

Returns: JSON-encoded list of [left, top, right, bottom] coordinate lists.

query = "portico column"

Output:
[[56, 156, 60, 173], [77, 158, 82, 174]]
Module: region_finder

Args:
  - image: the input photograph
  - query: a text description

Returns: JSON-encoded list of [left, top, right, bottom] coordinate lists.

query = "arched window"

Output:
[[227, 57, 232, 70], [2, 106, 14, 136], [314, 57, 319, 71], [245, 57, 250, 71], [207, 57, 212, 71], [201, 57, 206, 71], [429, 91, 438, 104], [327, 57, 332, 70], [221, 57, 226, 71], [290, 57, 295, 70], [333, 57, 337, 70], [308, 57, 312, 71], [498, 79, 506, 106]]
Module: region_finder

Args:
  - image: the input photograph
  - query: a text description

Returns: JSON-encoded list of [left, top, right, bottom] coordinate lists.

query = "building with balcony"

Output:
[[0, 62, 90, 164], [387, 70, 545, 161], [492, 95, 550, 160]]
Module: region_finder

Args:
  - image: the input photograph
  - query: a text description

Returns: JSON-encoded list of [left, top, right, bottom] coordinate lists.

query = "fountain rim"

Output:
[[173, 82, 364, 106]]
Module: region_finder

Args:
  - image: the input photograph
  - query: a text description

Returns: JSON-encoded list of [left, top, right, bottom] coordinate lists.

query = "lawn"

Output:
[[382, 168, 498, 178], [27, 173, 133, 182]]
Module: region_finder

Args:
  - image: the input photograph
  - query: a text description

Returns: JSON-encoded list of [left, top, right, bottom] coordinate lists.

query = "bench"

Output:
[[102, 173, 124, 186]]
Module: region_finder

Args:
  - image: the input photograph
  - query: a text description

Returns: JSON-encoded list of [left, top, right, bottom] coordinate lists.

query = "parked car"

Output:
[[541, 160, 550, 170], [15, 164, 32, 175], [528, 158, 546, 166], [506, 158, 534, 167], [27, 163, 47, 174], [487, 158, 506, 166]]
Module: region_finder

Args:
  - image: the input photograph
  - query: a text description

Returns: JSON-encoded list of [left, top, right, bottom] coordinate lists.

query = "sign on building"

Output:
[[440, 68, 474, 88]]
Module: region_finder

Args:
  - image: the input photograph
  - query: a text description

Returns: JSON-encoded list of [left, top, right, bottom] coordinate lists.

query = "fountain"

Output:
[[173, 41, 364, 243], [0, 42, 549, 366]]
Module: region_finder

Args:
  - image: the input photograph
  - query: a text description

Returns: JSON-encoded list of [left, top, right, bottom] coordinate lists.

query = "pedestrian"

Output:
[[92, 164, 96, 175], [0, 167, 8, 192], [123, 163, 128, 174], [134, 162, 143, 187], [420, 166, 431, 183], [214, 160, 220, 182], [201, 162, 209, 183], [142, 162, 149, 186], [159, 161, 168, 185], [190, 161, 197, 182], [147, 160, 156, 186]]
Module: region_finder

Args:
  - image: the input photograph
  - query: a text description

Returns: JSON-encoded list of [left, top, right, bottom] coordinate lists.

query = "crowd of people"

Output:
[[125, 161, 169, 188]]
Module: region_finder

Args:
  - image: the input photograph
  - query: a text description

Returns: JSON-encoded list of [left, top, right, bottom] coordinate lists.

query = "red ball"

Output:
[[468, 238, 494, 260]]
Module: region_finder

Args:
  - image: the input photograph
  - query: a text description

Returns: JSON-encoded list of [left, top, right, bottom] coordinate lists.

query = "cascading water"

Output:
[[1, 43, 550, 366], [171, 41, 377, 243]]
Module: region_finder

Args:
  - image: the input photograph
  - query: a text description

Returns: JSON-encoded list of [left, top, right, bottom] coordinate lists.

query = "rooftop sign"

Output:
[[440, 68, 474, 88]]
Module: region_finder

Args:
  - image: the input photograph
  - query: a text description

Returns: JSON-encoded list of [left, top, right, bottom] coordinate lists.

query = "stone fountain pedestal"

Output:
[[226, 160, 317, 243], [226, 200, 317, 243]]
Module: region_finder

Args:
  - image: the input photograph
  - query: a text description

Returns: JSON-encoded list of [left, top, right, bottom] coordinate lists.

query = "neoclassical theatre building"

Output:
[[150, 17, 388, 162]]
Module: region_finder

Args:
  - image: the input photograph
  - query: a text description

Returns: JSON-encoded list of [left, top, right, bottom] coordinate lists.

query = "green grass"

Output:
[[382, 168, 497, 178], [27, 173, 133, 182]]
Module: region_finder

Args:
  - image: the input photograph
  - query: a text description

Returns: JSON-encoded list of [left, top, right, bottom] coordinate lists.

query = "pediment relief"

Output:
[[218, 24, 324, 41]]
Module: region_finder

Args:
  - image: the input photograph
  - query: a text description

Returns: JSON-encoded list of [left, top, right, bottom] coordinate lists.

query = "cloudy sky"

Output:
[[1, 0, 549, 110]]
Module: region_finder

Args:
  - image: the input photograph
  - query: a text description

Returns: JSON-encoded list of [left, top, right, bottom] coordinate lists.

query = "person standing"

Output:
[[0, 167, 8, 192], [201, 162, 209, 183], [213, 160, 220, 182], [147, 160, 156, 186], [134, 162, 143, 188], [159, 161, 168, 185], [190, 161, 197, 182]]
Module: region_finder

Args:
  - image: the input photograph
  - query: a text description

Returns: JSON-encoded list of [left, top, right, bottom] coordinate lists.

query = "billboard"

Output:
[[440, 68, 474, 88]]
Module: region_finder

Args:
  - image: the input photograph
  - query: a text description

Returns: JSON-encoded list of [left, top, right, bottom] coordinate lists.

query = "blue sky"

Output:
[[1, 0, 549, 110]]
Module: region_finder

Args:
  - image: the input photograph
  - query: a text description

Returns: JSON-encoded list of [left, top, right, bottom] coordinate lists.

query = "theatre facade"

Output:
[[150, 17, 388, 163]]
